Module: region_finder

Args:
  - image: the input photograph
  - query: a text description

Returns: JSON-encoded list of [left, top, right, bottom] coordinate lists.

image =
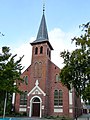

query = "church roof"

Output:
[[31, 11, 53, 50], [36, 13, 49, 41], [33, 12, 49, 42]]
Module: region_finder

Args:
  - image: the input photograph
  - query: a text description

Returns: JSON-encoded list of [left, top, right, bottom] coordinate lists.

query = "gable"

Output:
[[27, 80, 46, 96]]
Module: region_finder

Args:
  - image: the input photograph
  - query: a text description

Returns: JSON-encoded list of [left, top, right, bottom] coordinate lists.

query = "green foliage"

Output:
[[0, 46, 24, 115], [0, 46, 24, 93], [60, 22, 90, 103], [82, 83, 90, 104]]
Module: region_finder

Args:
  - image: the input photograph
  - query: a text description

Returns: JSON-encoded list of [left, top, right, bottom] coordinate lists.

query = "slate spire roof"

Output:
[[31, 8, 53, 50], [36, 12, 49, 41]]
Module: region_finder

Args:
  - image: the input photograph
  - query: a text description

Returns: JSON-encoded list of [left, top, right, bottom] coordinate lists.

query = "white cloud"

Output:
[[49, 28, 76, 69], [12, 37, 35, 71], [13, 28, 77, 72]]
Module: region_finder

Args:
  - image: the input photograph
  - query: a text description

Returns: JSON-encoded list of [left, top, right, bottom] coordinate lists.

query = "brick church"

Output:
[[13, 8, 82, 118]]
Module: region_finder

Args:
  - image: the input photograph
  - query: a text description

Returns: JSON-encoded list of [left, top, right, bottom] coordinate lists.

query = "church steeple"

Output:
[[36, 12, 49, 41], [31, 5, 53, 50], [31, 9, 49, 44]]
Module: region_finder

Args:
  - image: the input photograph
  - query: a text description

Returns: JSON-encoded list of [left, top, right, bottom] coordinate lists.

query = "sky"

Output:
[[0, 0, 90, 71]]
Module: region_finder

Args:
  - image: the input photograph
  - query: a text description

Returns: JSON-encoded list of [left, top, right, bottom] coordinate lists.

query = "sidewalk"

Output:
[[0, 118, 54, 120], [77, 114, 90, 120]]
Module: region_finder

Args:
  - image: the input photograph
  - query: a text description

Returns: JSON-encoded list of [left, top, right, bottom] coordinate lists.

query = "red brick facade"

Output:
[[14, 12, 82, 119]]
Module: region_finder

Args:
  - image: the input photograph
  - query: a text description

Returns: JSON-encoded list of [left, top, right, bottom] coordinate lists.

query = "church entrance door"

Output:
[[32, 97, 40, 117]]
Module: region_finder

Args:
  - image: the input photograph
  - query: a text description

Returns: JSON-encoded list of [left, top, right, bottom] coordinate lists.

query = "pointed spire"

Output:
[[35, 0, 48, 41], [31, 1, 49, 44], [30, 2, 53, 50], [36, 13, 49, 41]]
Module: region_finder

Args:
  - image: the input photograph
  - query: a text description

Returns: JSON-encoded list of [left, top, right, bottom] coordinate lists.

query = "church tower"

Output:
[[31, 9, 53, 64], [30, 8, 53, 94], [29, 8, 54, 116]]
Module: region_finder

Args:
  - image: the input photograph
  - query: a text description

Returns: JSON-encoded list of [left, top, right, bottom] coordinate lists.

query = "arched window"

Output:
[[40, 46, 43, 54], [54, 90, 63, 106], [49, 50, 51, 58], [59, 90, 63, 106], [56, 74, 59, 82], [55, 74, 61, 82], [39, 62, 42, 77], [35, 47, 38, 54], [23, 76, 28, 85], [34, 62, 39, 77], [54, 90, 58, 106], [33, 98, 40, 102], [34, 62, 42, 78], [25, 76, 28, 85], [20, 91, 27, 105]]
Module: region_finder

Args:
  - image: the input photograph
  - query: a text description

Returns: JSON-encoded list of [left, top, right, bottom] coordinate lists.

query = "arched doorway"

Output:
[[29, 96, 42, 118], [32, 97, 40, 117]]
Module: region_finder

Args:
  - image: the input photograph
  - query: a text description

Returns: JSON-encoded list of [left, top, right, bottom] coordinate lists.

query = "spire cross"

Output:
[[35, 80, 39, 86], [43, 0, 45, 13]]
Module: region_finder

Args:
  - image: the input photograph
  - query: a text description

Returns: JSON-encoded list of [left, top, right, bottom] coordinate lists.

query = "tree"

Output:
[[0, 46, 24, 92], [60, 22, 90, 103], [0, 46, 24, 115]]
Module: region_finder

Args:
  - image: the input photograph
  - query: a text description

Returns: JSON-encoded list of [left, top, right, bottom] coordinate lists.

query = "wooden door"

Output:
[[32, 103, 40, 117]]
